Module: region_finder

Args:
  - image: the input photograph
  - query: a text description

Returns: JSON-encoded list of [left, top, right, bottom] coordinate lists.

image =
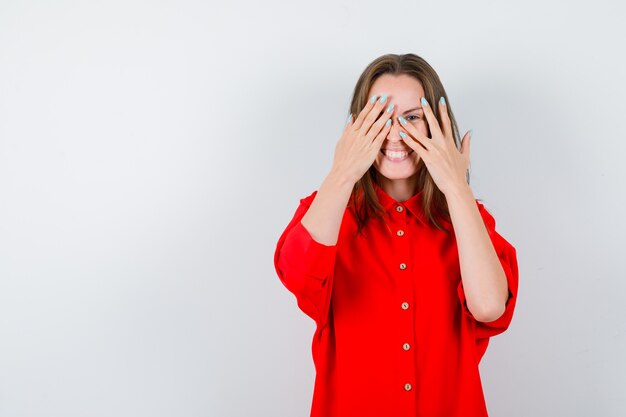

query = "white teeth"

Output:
[[384, 150, 409, 159]]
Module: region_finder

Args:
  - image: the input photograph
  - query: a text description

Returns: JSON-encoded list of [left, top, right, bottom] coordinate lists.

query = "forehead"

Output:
[[368, 73, 424, 103]]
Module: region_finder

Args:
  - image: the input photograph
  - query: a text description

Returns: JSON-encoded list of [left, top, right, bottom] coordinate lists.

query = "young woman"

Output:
[[273, 53, 519, 417]]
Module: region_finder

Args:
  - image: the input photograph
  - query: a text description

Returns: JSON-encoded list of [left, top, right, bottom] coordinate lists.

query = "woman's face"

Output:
[[369, 73, 429, 181]]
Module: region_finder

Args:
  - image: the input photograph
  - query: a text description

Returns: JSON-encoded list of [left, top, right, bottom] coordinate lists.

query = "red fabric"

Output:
[[274, 181, 519, 417]]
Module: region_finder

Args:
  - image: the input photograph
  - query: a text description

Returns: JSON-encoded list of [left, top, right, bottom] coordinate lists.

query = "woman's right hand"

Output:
[[330, 94, 393, 185]]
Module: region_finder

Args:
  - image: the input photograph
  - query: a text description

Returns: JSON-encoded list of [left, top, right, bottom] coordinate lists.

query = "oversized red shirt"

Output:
[[274, 181, 519, 417]]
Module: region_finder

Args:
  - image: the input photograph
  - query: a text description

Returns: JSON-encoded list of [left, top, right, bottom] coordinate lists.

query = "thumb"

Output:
[[461, 130, 471, 157]]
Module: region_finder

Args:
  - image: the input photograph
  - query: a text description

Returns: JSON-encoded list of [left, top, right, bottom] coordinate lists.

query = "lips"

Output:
[[380, 148, 414, 161], [380, 149, 414, 155]]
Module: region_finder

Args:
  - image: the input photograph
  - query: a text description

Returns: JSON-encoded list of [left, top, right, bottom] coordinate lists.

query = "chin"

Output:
[[377, 170, 418, 180], [374, 157, 419, 180]]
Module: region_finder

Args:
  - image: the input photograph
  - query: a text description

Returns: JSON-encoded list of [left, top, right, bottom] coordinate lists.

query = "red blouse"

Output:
[[274, 181, 519, 417]]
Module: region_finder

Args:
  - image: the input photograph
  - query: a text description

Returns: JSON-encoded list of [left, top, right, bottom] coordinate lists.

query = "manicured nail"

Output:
[[398, 116, 407, 125], [469, 129, 473, 138], [379, 94, 388, 104], [421, 97, 428, 106], [399, 131, 407, 139], [346, 114, 353, 124], [440, 97, 446, 106], [370, 95, 377, 104], [385, 119, 391, 127], [386, 103, 394, 113]]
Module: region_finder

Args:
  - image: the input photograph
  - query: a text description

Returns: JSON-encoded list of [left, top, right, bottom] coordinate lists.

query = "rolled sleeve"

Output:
[[457, 200, 519, 340], [282, 220, 337, 281], [274, 191, 338, 328]]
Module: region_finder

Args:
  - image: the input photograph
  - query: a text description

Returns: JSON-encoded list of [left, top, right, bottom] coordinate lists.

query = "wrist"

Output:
[[445, 182, 474, 203], [326, 169, 356, 189]]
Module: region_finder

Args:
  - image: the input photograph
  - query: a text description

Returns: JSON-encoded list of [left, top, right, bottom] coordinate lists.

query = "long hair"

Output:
[[347, 53, 469, 236]]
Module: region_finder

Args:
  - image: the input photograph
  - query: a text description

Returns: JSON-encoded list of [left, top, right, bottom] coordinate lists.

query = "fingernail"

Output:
[[398, 116, 407, 125], [399, 131, 407, 139], [346, 114, 353, 124], [386, 103, 394, 113], [385, 119, 391, 127], [440, 96, 446, 106], [421, 97, 428, 106], [370, 95, 377, 104], [379, 94, 388, 104], [469, 129, 473, 138]]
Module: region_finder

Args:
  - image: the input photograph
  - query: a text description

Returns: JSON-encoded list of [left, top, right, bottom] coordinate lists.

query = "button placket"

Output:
[[393, 202, 415, 397]]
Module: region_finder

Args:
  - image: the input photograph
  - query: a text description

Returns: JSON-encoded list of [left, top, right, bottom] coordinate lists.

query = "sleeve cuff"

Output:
[[457, 201, 519, 338], [282, 220, 338, 281]]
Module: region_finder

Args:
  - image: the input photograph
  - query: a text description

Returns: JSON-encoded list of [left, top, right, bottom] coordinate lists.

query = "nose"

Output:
[[385, 116, 404, 144]]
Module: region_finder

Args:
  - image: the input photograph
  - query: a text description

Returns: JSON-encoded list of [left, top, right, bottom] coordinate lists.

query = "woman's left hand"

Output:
[[397, 96, 471, 197]]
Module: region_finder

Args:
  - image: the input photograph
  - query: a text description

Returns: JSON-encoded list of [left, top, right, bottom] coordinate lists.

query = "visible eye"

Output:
[[406, 115, 421, 121]]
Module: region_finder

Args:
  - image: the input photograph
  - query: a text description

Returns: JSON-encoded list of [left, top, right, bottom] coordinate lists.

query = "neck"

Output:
[[379, 176, 418, 202]]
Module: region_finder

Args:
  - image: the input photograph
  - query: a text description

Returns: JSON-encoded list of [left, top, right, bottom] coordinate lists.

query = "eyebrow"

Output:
[[402, 107, 423, 114]]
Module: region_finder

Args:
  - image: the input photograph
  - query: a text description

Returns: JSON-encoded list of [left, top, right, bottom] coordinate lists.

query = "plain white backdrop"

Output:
[[1, 0, 625, 416]]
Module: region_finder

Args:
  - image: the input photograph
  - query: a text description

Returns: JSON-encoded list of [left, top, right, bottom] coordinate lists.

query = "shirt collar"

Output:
[[373, 181, 428, 225]]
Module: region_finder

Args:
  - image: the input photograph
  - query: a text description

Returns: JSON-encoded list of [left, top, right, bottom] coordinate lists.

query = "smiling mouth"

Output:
[[380, 149, 414, 161]]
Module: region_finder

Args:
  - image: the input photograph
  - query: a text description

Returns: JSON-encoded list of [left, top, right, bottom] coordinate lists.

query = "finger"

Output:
[[353, 93, 386, 131], [365, 101, 394, 141], [355, 94, 389, 133], [420, 97, 443, 139], [370, 117, 393, 150], [438, 96, 453, 142], [396, 115, 432, 151], [351, 96, 375, 131], [345, 113, 353, 129], [398, 130, 428, 160]]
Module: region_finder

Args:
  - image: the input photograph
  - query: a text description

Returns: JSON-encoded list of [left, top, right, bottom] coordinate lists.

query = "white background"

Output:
[[1, 0, 625, 416]]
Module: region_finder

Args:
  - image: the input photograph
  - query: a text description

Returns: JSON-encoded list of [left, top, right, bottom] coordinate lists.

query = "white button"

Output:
[[403, 343, 410, 351], [401, 302, 409, 310], [397, 230, 404, 236], [399, 263, 407, 270], [404, 383, 412, 391], [396, 205, 404, 212]]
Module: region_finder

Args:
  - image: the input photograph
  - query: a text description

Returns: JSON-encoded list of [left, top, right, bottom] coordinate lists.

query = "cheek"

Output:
[[412, 121, 428, 135]]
